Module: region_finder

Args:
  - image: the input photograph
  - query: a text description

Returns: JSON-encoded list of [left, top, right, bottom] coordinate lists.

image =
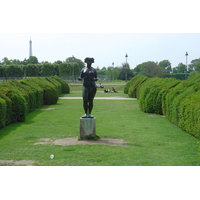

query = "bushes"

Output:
[[0, 76, 70, 129], [20, 78, 44, 109], [138, 77, 181, 114], [165, 74, 200, 138], [178, 90, 200, 138], [0, 93, 12, 125], [126, 74, 200, 139], [26, 77, 58, 105], [52, 75, 70, 94], [0, 97, 6, 128], [125, 75, 148, 98], [0, 83, 27, 123], [7, 80, 36, 114]]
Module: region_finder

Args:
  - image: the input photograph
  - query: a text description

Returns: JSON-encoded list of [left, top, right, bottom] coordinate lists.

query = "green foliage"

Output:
[[118, 62, 133, 81], [189, 58, 200, 72], [27, 77, 58, 105], [20, 78, 44, 108], [164, 73, 186, 80], [158, 60, 172, 73], [178, 90, 200, 138], [41, 63, 57, 76], [133, 61, 165, 78], [164, 74, 200, 139], [138, 77, 161, 113], [25, 64, 39, 77], [5, 65, 23, 78], [58, 63, 70, 77], [26, 56, 39, 64], [125, 75, 148, 98], [0, 93, 12, 125], [0, 83, 27, 122], [172, 62, 186, 73], [7, 80, 34, 114], [129, 74, 200, 139], [45, 77, 62, 95], [0, 76, 70, 129], [0, 97, 6, 128], [159, 79, 181, 116], [51, 75, 70, 94], [124, 75, 146, 94]]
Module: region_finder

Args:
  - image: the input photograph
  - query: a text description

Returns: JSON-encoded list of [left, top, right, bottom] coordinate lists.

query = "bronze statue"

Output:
[[78, 57, 98, 118]]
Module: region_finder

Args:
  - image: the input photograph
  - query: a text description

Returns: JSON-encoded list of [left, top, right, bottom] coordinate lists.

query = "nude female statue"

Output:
[[78, 57, 98, 118]]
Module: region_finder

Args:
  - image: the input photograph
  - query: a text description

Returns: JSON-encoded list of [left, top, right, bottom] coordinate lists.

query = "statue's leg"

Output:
[[82, 87, 89, 114], [88, 87, 97, 114]]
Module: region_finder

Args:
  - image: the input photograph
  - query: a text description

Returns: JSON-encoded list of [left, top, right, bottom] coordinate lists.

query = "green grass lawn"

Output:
[[0, 83, 199, 166]]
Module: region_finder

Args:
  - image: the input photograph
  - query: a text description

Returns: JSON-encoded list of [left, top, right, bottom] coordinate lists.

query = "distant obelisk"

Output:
[[29, 38, 32, 57]]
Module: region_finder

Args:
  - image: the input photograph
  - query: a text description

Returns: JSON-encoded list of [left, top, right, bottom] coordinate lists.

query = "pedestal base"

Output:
[[80, 117, 96, 140]]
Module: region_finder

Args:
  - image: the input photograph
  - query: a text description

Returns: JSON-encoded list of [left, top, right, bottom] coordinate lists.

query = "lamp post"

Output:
[[112, 62, 114, 81], [125, 53, 128, 81], [3, 63, 5, 82], [185, 52, 188, 79], [72, 55, 74, 82]]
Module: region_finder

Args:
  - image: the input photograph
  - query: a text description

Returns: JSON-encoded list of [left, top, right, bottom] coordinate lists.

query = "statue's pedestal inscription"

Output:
[[80, 117, 96, 140]]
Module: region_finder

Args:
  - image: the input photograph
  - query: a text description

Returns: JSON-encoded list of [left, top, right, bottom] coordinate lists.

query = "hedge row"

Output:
[[124, 75, 148, 98], [125, 74, 200, 139], [0, 76, 70, 128]]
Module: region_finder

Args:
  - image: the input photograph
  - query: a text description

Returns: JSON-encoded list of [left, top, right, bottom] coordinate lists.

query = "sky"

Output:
[[1, 0, 200, 70], [0, 33, 200, 69]]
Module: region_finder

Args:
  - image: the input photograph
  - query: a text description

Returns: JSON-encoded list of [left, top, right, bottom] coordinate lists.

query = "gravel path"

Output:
[[59, 97, 136, 100], [34, 137, 128, 146]]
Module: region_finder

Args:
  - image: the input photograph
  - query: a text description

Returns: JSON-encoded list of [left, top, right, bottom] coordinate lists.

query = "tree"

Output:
[[1, 57, 11, 65], [10, 59, 22, 65], [65, 57, 85, 69], [54, 60, 63, 64], [65, 57, 85, 79], [59, 63, 69, 77], [6, 65, 23, 78], [134, 61, 164, 78], [133, 64, 141, 74], [106, 66, 120, 81], [118, 62, 133, 81], [26, 64, 38, 77], [40, 63, 56, 76], [27, 56, 39, 64], [172, 63, 186, 73], [158, 60, 172, 73], [189, 58, 200, 72]]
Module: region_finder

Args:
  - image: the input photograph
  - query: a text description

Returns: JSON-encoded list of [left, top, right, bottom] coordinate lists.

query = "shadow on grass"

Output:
[[0, 109, 44, 140]]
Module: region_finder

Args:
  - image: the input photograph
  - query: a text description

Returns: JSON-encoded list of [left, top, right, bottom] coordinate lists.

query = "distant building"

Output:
[[29, 38, 32, 57]]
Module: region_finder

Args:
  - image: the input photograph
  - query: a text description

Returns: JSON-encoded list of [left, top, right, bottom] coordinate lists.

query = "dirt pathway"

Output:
[[59, 97, 136, 100]]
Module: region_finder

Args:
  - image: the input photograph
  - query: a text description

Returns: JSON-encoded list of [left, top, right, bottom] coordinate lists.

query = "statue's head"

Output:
[[84, 57, 94, 64]]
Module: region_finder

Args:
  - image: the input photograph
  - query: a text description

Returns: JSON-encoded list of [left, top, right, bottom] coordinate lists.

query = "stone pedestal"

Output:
[[80, 117, 96, 140]]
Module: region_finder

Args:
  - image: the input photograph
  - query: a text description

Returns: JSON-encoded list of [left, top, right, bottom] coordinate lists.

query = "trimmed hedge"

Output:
[[50, 75, 70, 94], [26, 77, 58, 105], [0, 93, 12, 126], [20, 78, 44, 109], [138, 77, 181, 115], [0, 76, 70, 129], [0, 97, 6, 128], [126, 74, 200, 139], [0, 82, 27, 123], [124, 75, 148, 98]]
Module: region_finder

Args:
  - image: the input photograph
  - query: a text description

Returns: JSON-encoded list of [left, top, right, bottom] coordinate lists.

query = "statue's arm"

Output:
[[78, 69, 83, 81]]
